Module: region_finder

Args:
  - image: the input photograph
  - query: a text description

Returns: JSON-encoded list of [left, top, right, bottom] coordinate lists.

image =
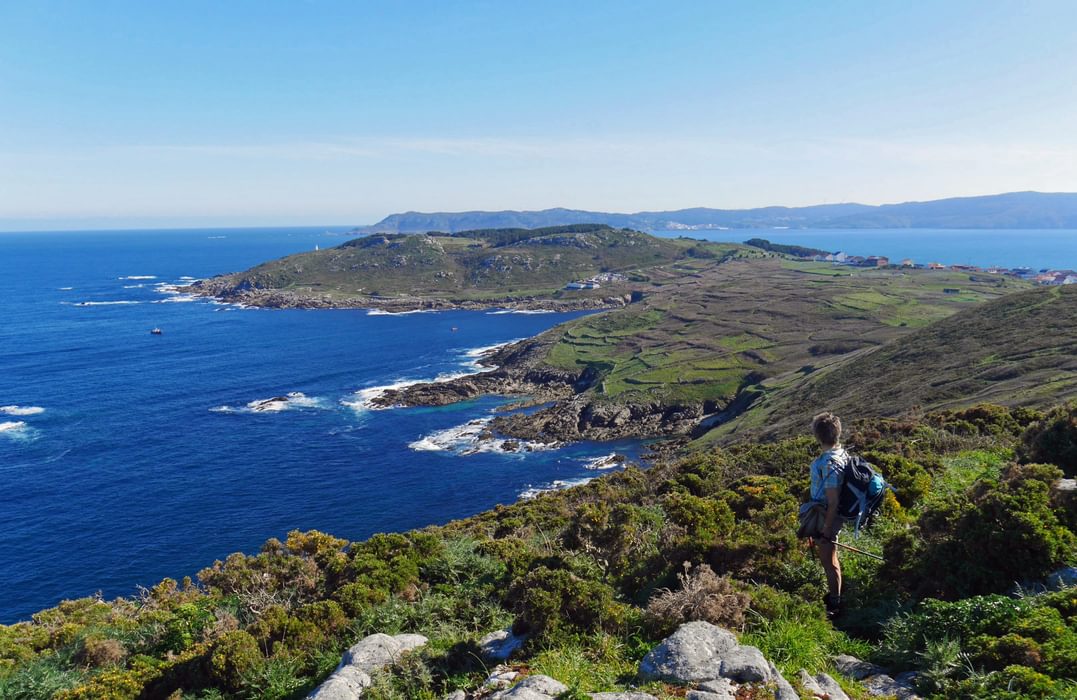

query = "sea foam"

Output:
[[212, 392, 327, 414], [0, 406, 45, 416], [409, 416, 559, 456], [487, 308, 557, 315], [518, 477, 593, 500]]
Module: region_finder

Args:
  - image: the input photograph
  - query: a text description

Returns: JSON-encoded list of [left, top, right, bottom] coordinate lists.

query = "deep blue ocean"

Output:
[[0, 227, 643, 623], [653, 228, 1077, 270], [2, 226, 1074, 624]]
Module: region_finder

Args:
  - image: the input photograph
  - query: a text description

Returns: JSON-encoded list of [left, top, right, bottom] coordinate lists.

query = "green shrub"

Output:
[[507, 567, 631, 643], [948, 664, 1071, 700], [1021, 402, 1077, 476], [864, 452, 931, 508], [911, 463, 1075, 597], [210, 630, 263, 691]]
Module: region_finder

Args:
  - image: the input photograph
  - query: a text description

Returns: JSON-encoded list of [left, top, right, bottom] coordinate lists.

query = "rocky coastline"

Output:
[[185, 275, 712, 444], [183, 277, 635, 313], [372, 337, 718, 444]]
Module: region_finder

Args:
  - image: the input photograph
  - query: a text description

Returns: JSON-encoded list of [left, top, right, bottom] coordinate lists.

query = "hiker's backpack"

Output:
[[835, 454, 891, 536]]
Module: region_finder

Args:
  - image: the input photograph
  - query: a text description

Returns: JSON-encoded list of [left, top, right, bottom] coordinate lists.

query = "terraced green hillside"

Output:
[[483, 258, 1029, 441]]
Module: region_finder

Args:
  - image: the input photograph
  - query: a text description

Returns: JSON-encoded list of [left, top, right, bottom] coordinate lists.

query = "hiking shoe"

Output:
[[824, 594, 843, 618]]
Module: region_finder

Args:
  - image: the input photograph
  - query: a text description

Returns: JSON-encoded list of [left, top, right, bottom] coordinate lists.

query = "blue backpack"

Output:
[[835, 454, 891, 536]]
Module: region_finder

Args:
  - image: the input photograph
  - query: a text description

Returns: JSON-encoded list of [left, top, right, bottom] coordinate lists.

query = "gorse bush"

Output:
[[4, 402, 1077, 699], [889, 462, 1075, 599], [1021, 401, 1077, 476]]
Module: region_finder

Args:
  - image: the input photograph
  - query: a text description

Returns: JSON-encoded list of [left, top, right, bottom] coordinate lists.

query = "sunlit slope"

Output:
[[534, 258, 1026, 410], [709, 283, 1077, 441], [197, 225, 698, 303]]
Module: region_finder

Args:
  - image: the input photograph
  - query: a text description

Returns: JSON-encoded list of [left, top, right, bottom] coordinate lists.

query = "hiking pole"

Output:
[[825, 537, 885, 561]]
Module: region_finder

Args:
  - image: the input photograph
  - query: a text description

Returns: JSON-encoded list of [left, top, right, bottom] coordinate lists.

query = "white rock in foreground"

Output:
[[307, 632, 428, 700], [638, 621, 738, 683], [480, 627, 528, 661], [491, 674, 569, 699]]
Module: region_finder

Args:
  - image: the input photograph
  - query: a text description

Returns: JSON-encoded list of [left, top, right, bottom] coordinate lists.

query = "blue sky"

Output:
[[2, 1, 1077, 229]]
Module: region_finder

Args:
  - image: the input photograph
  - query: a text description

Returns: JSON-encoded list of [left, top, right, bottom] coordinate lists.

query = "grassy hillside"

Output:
[[4, 403, 1077, 699], [705, 284, 1077, 442], [481, 257, 1028, 440], [193, 225, 718, 306]]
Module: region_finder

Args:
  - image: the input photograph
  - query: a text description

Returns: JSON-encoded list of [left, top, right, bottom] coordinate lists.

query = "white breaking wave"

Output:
[[459, 339, 525, 371], [122, 284, 146, 289], [462, 339, 525, 359], [211, 392, 328, 414], [581, 453, 627, 470], [155, 295, 198, 303], [519, 477, 593, 500], [70, 300, 140, 306], [0, 405, 45, 416], [409, 416, 560, 456], [179, 276, 198, 281], [487, 309, 557, 315], [342, 379, 427, 411], [58, 286, 74, 291], [409, 418, 493, 454], [366, 308, 441, 316], [119, 275, 157, 280], [0, 421, 38, 441]]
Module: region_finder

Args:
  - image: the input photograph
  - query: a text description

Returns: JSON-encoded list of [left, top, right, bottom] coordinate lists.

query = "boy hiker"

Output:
[[806, 411, 847, 617]]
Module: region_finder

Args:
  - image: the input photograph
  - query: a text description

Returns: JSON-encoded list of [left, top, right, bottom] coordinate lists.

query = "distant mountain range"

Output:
[[356, 191, 1077, 233]]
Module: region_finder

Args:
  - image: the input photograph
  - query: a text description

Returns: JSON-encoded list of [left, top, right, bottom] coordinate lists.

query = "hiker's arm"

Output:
[[823, 486, 840, 539]]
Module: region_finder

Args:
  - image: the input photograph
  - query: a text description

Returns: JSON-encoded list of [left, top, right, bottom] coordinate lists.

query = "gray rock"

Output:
[[698, 678, 737, 695], [1056, 478, 1077, 492], [690, 677, 737, 699], [832, 653, 886, 681], [718, 645, 769, 682], [590, 694, 659, 700], [893, 671, 921, 687], [480, 628, 528, 661], [493, 674, 570, 699], [797, 670, 849, 700], [766, 662, 798, 700], [813, 673, 850, 700], [773, 675, 798, 700], [443, 692, 467, 700], [863, 673, 922, 699], [308, 632, 428, 699], [797, 670, 824, 696], [308, 675, 370, 700], [484, 665, 520, 689], [638, 621, 738, 683]]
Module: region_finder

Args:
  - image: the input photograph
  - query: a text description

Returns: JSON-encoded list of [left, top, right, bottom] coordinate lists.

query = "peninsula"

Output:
[[188, 225, 1077, 447]]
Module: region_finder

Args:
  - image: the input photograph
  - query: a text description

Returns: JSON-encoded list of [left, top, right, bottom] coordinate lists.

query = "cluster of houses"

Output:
[[564, 271, 627, 290], [810, 251, 1076, 285]]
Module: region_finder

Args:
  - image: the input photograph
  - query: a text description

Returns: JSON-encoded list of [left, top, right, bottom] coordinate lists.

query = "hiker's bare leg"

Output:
[[817, 538, 841, 599]]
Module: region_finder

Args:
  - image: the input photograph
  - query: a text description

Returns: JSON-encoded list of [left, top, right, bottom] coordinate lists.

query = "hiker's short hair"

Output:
[[812, 412, 842, 445]]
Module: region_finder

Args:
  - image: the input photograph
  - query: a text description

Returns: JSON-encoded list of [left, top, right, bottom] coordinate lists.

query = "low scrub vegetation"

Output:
[[2, 403, 1076, 698]]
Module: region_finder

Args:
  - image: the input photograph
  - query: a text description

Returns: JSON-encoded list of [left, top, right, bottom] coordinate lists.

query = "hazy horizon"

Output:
[[4, 2, 1077, 228]]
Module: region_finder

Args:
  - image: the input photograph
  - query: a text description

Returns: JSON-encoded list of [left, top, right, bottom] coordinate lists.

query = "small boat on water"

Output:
[[150, 328, 162, 335]]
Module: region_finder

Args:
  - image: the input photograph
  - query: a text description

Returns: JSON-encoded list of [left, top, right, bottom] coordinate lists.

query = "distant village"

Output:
[[564, 271, 627, 290], [562, 251, 1076, 290], [810, 251, 1077, 285]]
